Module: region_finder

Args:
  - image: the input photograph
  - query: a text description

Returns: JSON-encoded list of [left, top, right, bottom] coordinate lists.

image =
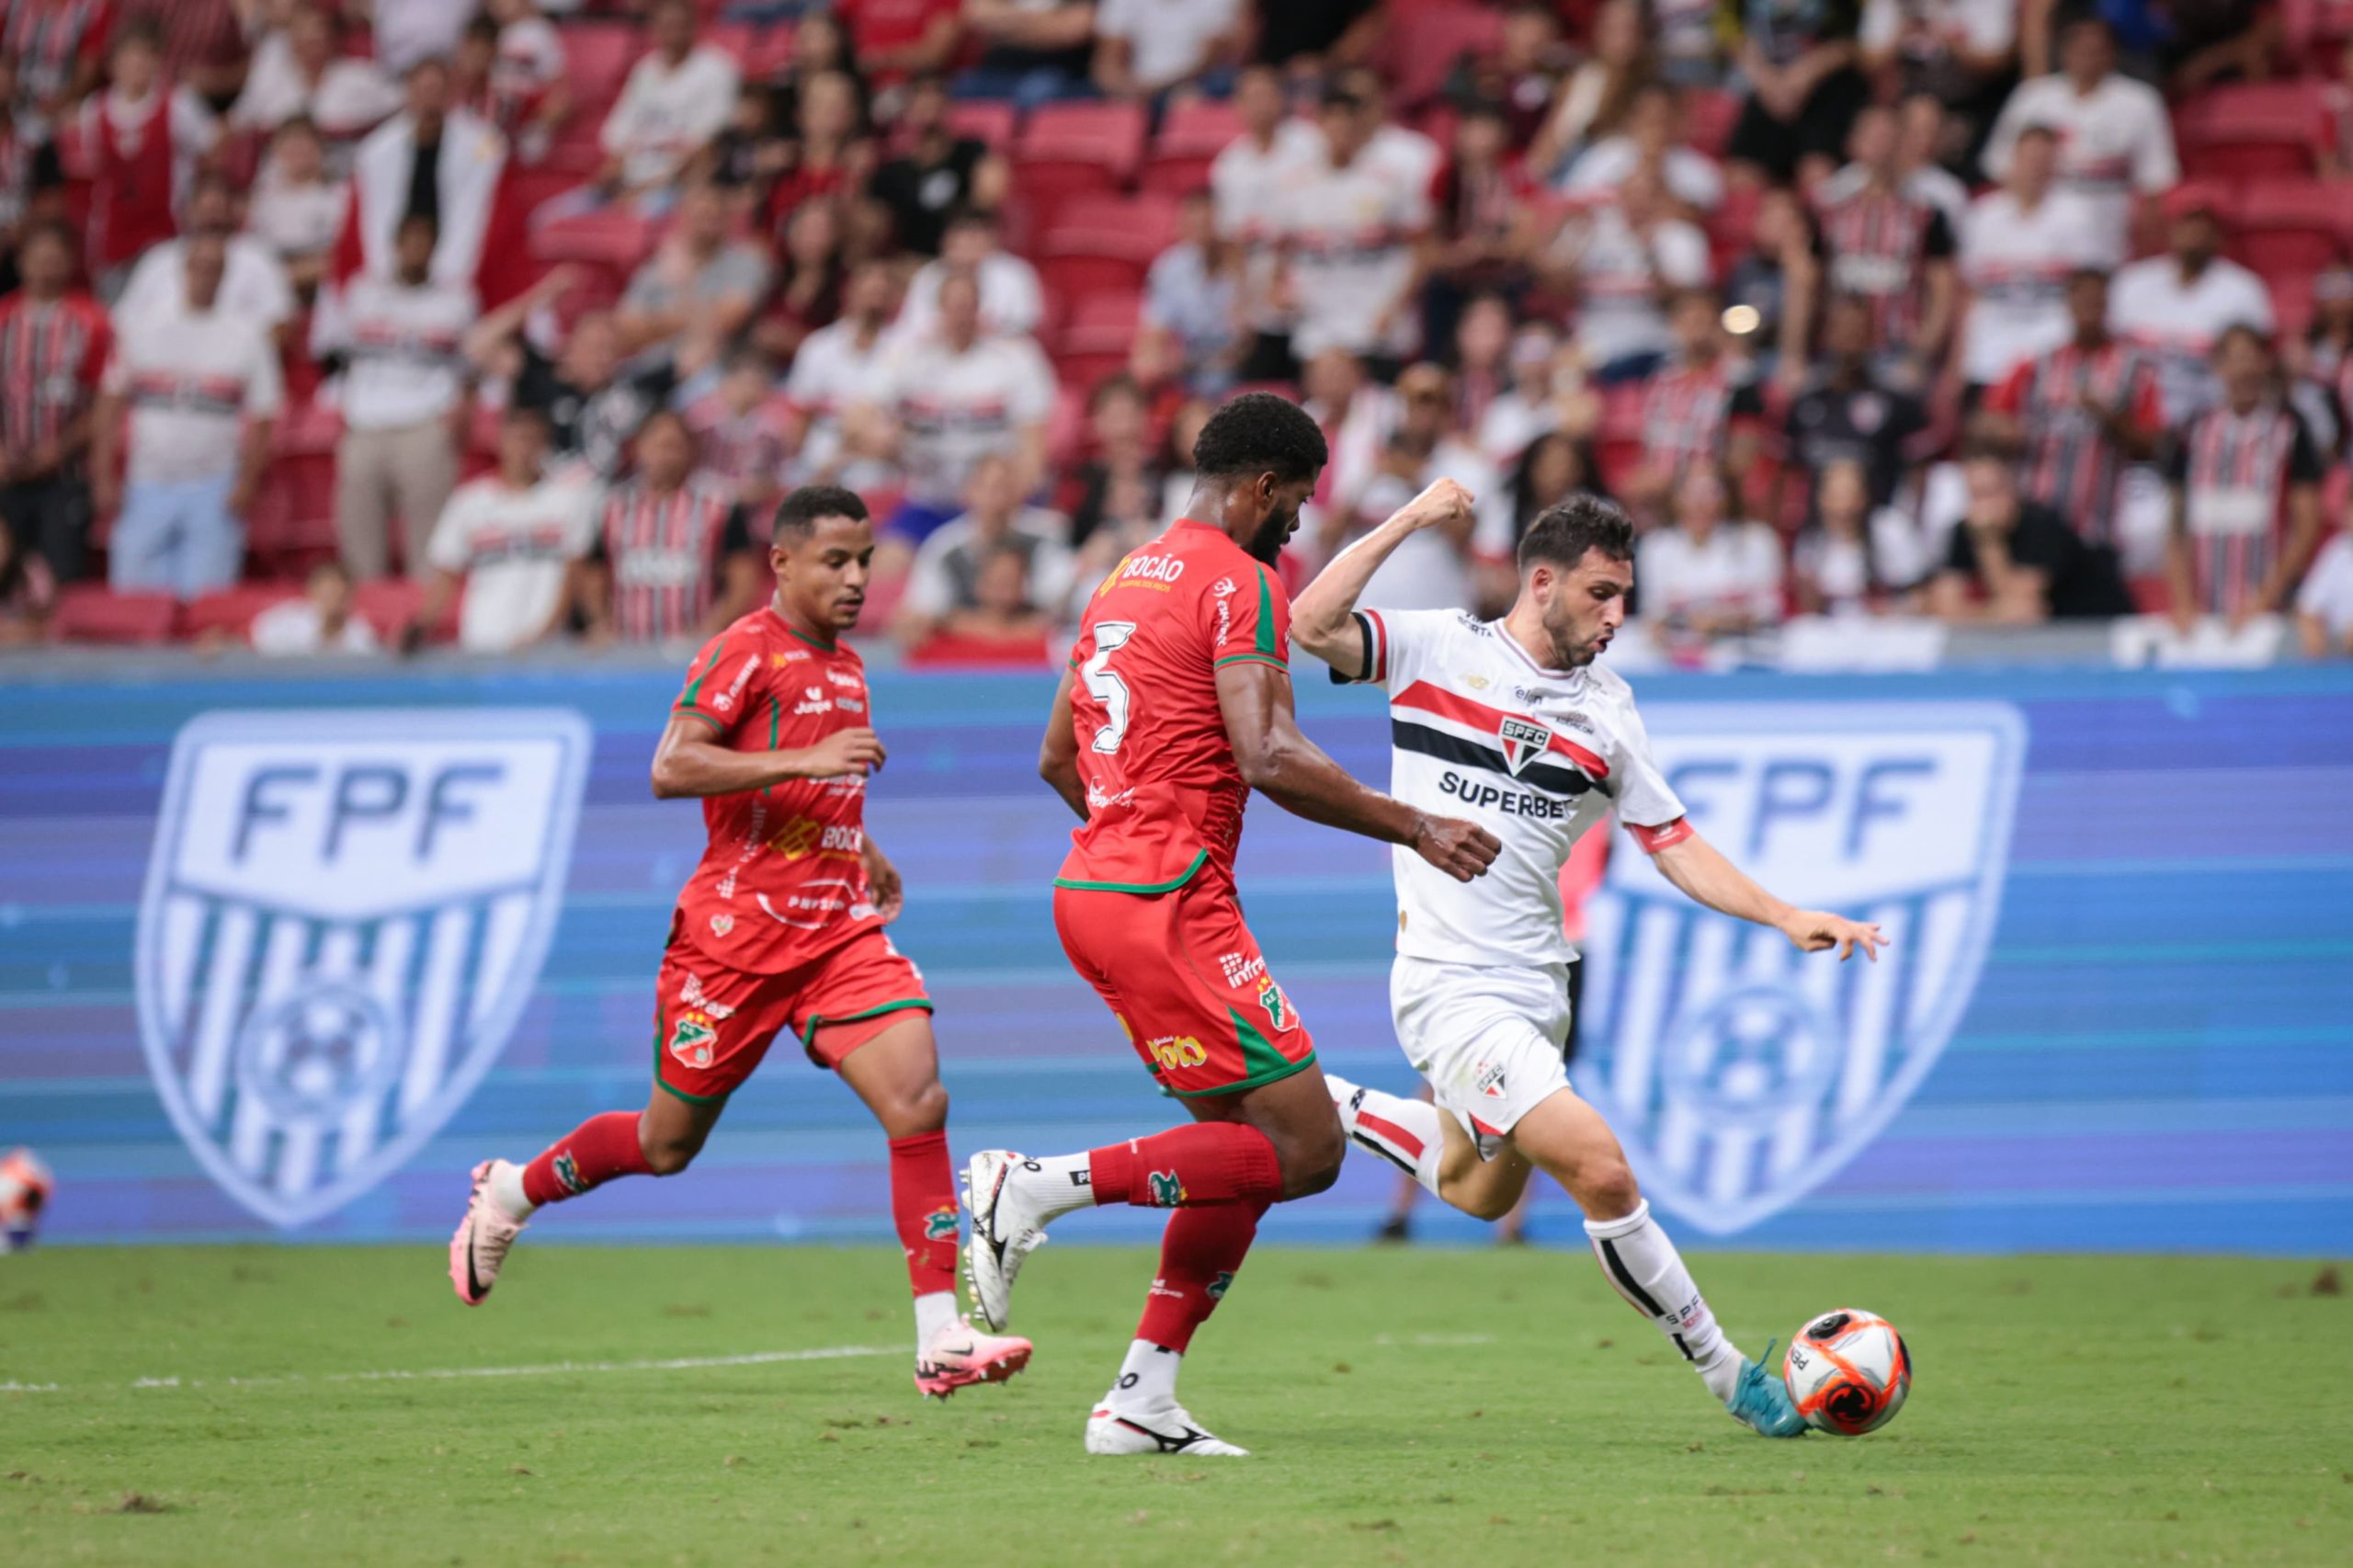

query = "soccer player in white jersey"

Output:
[[1291, 484, 1889, 1439]]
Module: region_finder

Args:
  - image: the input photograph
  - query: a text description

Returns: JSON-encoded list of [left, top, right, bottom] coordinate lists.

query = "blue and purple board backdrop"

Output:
[[2, 663, 2348, 1254]]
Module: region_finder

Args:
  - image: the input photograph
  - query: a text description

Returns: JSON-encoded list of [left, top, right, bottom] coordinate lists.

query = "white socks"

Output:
[[489, 1159, 535, 1221], [914, 1290, 960, 1347], [1585, 1200, 1744, 1402], [1004, 1152, 1101, 1223], [1325, 1074, 1445, 1199], [1107, 1338, 1181, 1411]]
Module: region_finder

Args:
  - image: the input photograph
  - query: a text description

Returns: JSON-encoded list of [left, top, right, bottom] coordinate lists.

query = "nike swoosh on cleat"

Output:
[[463, 1217, 486, 1301]]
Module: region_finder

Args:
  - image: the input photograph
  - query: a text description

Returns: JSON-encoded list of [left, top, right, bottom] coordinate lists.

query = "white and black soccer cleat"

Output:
[[1085, 1402, 1250, 1457], [961, 1149, 1051, 1333]]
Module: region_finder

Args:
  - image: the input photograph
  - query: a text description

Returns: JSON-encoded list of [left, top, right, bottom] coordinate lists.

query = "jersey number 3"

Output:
[[1080, 620, 1137, 754]]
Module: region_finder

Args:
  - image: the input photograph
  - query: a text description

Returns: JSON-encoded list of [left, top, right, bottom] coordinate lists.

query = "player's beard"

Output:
[[1540, 597, 1606, 668], [1245, 504, 1298, 566]]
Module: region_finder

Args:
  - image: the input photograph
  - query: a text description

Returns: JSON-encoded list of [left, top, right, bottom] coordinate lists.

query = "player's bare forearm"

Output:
[[1291, 479, 1477, 674], [1038, 667, 1088, 822], [650, 716, 883, 799], [1651, 829, 1887, 960]]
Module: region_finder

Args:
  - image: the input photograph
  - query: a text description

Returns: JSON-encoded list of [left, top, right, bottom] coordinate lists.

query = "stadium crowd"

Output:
[[1, 0, 2351, 662]]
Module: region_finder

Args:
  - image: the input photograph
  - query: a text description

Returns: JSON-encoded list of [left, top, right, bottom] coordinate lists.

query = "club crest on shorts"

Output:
[[1576, 703, 2025, 1235], [1497, 715, 1553, 777], [1256, 976, 1295, 1032], [134, 709, 591, 1229]]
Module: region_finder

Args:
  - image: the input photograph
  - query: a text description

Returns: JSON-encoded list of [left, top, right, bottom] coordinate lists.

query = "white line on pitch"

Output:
[[4, 1344, 901, 1395]]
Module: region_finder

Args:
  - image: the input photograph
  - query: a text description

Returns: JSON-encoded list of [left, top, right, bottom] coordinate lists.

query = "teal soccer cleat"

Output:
[[1727, 1341, 1810, 1437]]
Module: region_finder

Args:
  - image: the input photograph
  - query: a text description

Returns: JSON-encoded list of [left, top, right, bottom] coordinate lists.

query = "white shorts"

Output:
[[1390, 955, 1576, 1160]]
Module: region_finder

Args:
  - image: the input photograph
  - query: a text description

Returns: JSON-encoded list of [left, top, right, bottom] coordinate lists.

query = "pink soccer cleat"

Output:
[[449, 1160, 529, 1305], [914, 1314, 1034, 1398]]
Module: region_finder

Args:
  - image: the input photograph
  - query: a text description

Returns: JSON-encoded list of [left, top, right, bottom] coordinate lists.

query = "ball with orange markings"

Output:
[[1782, 1308, 1911, 1436]]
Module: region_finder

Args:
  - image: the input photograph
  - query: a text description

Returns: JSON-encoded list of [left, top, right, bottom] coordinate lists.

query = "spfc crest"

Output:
[[134, 709, 591, 1227], [1497, 715, 1552, 776], [1577, 703, 2024, 1234]]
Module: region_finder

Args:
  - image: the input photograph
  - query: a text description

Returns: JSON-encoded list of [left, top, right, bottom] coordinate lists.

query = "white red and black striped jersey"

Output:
[[1813, 167, 1955, 354], [2109, 256, 2275, 426], [0, 290, 110, 458], [1641, 358, 1765, 475], [314, 272, 474, 430], [588, 476, 749, 645], [1338, 608, 1686, 967], [100, 306, 283, 484], [2165, 400, 2323, 616], [1986, 339, 2163, 547]]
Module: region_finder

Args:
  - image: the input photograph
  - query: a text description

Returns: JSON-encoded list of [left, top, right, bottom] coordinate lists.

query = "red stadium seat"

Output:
[[184, 585, 301, 641], [1014, 102, 1147, 232], [1144, 98, 1242, 194], [1377, 4, 1504, 108], [562, 22, 643, 113], [529, 210, 657, 268], [51, 585, 177, 645], [1052, 290, 1143, 388], [2176, 82, 2327, 182], [1036, 193, 1178, 301], [2231, 180, 2347, 282], [944, 100, 1019, 150], [355, 577, 453, 642]]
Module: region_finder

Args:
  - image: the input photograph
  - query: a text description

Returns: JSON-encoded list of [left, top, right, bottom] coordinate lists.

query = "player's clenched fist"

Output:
[[1396, 477, 1475, 530], [798, 726, 888, 778], [1410, 814, 1503, 882]]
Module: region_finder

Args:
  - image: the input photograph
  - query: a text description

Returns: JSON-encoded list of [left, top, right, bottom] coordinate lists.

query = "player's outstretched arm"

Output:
[[1036, 667, 1089, 823], [649, 714, 885, 799], [1216, 660, 1500, 882], [1648, 827, 1889, 961], [1290, 478, 1477, 676]]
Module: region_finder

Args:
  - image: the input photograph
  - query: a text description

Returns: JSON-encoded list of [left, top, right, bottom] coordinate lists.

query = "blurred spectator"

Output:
[[1449, 293, 1513, 434], [958, 0, 1099, 109], [246, 117, 346, 298], [2163, 0, 2281, 95], [871, 75, 1006, 256], [118, 169, 295, 337], [1093, 0, 1242, 103], [1302, 344, 1394, 521], [1539, 164, 1710, 382], [72, 20, 220, 291], [2296, 529, 2353, 656], [1063, 374, 1165, 548], [0, 515, 58, 644], [896, 453, 1074, 651], [944, 542, 1058, 652], [1561, 82, 1724, 212], [482, 0, 569, 165], [2110, 185, 2274, 426], [1154, 394, 1213, 520], [579, 410, 758, 644], [1722, 0, 1870, 188], [2292, 267, 2353, 386], [1213, 63, 1322, 382], [1893, 89, 1970, 229], [251, 559, 381, 654], [0, 221, 108, 585], [1277, 85, 1431, 372], [1722, 184, 1819, 388], [864, 271, 1055, 540], [6, 0, 112, 125], [701, 80, 790, 215], [562, 0, 740, 219], [897, 206, 1045, 342], [1144, 187, 1243, 390], [313, 211, 472, 581], [1782, 294, 1928, 510], [1791, 455, 1927, 613], [91, 233, 281, 598], [230, 5, 400, 154], [1328, 362, 1507, 613], [617, 183, 773, 377], [1505, 427, 1608, 594], [2165, 325, 2325, 627], [1654, 0, 1728, 86], [1637, 462, 1784, 651], [1445, 3, 1564, 147], [1813, 103, 1957, 383], [374, 0, 478, 77], [1252, 0, 1386, 72], [755, 196, 847, 363], [1424, 104, 1537, 352], [125, 0, 244, 108], [1860, 0, 2018, 157], [1336, 68, 1440, 190], [0, 51, 67, 293], [766, 69, 875, 227], [685, 347, 792, 517], [1528, 0, 1653, 183], [1477, 321, 1583, 469], [1984, 269, 2161, 550], [415, 405, 599, 653], [486, 302, 677, 482], [1982, 15, 2177, 266], [785, 260, 899, 485], [1929, 442, 2132, 620], [1636, 287, 1766, 503], [843, 0, 964, 92], [1956, 121, 2099, 400]]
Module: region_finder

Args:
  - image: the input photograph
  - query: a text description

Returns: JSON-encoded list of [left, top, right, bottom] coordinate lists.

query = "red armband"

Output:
[[1628, 817, 1694, 853]]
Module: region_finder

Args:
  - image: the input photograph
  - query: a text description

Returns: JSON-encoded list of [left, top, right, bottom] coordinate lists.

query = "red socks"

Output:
[[521, 1110, 654, 1207], [887, 1131, 961, 1296], [1086, 1122, 1283, 1208], [1136, 1200, 1268, 1351]]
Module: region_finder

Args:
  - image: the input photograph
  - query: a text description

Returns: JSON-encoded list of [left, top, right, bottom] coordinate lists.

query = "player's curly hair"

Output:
[[1191, 392, 1330, 486], [773, 483, 870, 540], [1518, 493, 1634, 571]]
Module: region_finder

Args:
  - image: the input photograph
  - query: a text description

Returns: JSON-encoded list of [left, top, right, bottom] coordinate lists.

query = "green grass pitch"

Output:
[[4, 1244, 2346, 1565]]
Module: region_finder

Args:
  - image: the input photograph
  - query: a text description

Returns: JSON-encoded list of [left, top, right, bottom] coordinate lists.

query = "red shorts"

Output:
[[1052, 864, 1315, 1097], [652, 920, 933, 1101]]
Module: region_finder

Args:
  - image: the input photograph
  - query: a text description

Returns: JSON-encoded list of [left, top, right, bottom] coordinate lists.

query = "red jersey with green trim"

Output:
[[669, 605, 882, 973], [1057, 518, 1291, 892]]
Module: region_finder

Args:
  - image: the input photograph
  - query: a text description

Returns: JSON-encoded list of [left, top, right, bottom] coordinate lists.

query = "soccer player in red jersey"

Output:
[[961, 394, 1501, 1455], [449, 484, 1032, 1398]]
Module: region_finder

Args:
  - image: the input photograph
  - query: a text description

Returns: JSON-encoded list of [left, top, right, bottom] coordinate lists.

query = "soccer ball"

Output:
[[0, 1148, 53, 1254], [1782, 1308, 1911, 1436]]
